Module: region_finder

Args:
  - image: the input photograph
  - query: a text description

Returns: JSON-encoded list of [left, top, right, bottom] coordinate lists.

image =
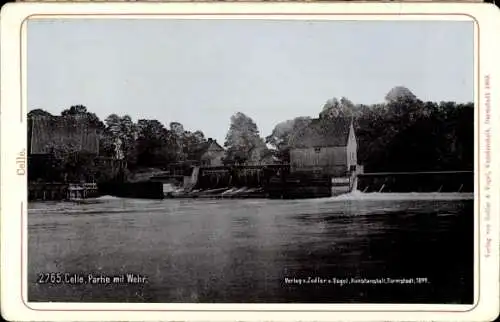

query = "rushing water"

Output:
[[28, 192, 474, 304]]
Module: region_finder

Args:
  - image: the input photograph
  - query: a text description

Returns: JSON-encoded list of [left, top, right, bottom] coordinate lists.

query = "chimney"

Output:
[[208, 138, 213, 143]]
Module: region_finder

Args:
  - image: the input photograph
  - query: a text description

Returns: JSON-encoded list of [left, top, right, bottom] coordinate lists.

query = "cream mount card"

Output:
[[1, 2, 499, 322]]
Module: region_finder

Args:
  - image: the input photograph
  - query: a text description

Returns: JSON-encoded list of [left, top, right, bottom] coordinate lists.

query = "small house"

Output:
[[288, 117, 358, 177], [200, 139, 225, 166]]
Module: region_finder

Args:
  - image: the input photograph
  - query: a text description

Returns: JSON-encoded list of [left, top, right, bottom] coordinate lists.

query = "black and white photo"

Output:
[[1, 3, 499, 322]]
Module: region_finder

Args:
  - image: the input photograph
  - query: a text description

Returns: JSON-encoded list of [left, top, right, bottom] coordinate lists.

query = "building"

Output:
[[29, 115, 100, 155], [288, 117, 358, 177], [200, 139, 225, 166], [28, 115, 103, 183]]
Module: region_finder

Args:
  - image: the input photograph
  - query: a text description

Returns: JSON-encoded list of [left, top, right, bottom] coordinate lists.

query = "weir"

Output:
[[355, 171, 474, 193], [195, 164, 288, 190], [96, 164, 475, 200], [150, 165, 474, 199]]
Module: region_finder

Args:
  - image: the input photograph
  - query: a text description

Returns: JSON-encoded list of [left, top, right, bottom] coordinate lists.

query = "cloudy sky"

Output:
[[27, 19, 474, 143]]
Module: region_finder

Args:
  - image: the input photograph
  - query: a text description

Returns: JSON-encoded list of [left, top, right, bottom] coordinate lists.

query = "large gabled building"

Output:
[[288, 117, 358, 177]]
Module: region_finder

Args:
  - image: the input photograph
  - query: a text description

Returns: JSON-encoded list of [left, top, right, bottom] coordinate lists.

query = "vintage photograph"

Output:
[[26, 18, 475, 304]]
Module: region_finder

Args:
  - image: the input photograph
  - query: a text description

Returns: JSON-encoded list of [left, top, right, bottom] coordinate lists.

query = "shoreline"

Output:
[[27, 191, 475, 203]]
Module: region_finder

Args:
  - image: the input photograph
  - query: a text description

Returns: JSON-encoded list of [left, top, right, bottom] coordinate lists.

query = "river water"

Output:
[[28, 192, 474, 304]]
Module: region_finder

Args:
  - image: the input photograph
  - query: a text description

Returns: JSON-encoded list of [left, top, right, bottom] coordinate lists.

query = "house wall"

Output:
[[346, 123, 358, 170], [201, 150, 225, 166], [290, 147, 348, 176]]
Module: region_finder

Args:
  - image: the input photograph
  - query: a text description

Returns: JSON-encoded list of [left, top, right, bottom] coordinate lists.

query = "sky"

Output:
[[27, 19, 474, 143]]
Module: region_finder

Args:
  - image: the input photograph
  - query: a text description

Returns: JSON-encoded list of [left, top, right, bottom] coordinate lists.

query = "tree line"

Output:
[[266, 86, 473, 172], [28, 105, 214, 182], [27, 86, 473, 183]]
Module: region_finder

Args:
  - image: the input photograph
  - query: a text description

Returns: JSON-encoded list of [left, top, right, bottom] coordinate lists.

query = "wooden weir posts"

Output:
[[355, 171, 474, 193], [196, 164, 289, 190]]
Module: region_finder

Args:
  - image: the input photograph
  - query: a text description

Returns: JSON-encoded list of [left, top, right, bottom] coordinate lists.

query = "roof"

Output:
[[289, 117, 352, 148], [200, 140, 224, 153], [208, 141, 224, 152], [29, 115, 100, 155], [198, 140, 225, 160]]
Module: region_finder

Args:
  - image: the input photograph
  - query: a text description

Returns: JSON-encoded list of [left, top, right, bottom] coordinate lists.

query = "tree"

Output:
[[61, 105, 88, 115], [62, 151, 98, 182], [28, 109, 53, 118], [61, 105, 105, 131], [168, 122, 187, 160], [384, 86, 418, 103], [192, 130, 205, 141], [102, 114, 138, 167], [247, 140, 269, 164], [354, 88, 473, 172], [224, 112, 266, 164], [169, 122, 185, 137], [319, 97, 361, 119], [135, 119, 175, 167], [266, 116, 311, 162], [182, 131, 208, 161]]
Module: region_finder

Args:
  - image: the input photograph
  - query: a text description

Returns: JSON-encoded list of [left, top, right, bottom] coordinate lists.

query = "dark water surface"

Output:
[[28, 193, 474, 303]]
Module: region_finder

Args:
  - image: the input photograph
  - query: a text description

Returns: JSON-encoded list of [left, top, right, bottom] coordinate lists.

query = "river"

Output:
[[28, 192, 474, 304]]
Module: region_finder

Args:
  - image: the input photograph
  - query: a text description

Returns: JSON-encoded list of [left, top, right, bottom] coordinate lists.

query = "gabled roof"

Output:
[[289, 117, 352, 148], [198, 140, 225, 160], [200, 140, 224, 153], [29, 115, 100, 155], [207, 140, 224, 152]]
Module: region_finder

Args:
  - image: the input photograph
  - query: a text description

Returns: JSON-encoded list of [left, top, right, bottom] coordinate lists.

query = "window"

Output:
[[314, 147, 321, 153]]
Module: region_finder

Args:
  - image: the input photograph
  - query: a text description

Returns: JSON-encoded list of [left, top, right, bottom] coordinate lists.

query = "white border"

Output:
[[1, 2, 499, 321]]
